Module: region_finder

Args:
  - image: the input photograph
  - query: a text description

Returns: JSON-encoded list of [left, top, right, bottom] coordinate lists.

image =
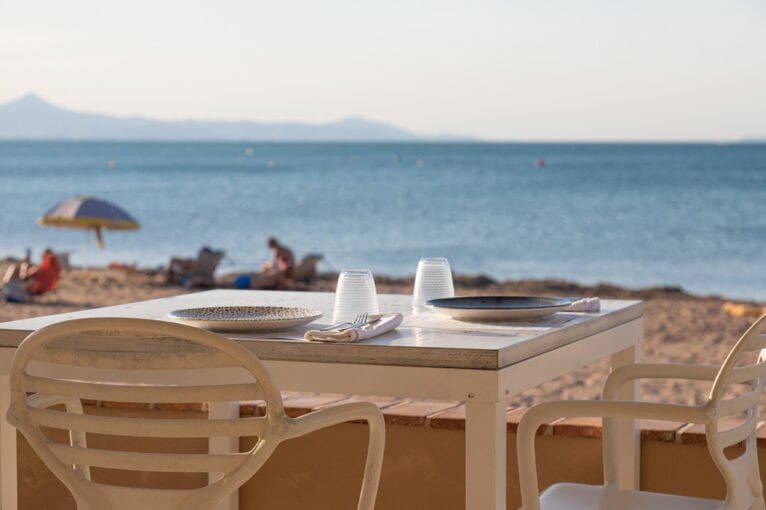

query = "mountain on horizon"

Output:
[[0, 93, 463, 141]]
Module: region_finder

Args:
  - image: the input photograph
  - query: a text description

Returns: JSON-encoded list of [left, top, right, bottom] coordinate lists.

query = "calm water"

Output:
[[0, 142, 764, 300]]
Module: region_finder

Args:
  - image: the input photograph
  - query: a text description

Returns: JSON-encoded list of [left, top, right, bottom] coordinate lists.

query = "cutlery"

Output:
[[319, 313, 368, 332], [341, 315, 383, 330]]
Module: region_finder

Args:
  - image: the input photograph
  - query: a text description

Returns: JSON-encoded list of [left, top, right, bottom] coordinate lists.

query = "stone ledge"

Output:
[[79, 392, 766, 446]]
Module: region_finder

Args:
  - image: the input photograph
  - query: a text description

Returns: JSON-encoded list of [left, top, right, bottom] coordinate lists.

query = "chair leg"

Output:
[[0, 374, 18, 510]]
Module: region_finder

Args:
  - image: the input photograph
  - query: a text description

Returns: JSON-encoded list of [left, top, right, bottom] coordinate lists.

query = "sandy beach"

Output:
[[1, 262, 762, 409]]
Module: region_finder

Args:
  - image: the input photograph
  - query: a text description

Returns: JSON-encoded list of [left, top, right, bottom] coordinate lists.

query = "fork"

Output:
[[340, 313, 369, 331], [322, 313, 367, 332], [319, 313, 368, 332]]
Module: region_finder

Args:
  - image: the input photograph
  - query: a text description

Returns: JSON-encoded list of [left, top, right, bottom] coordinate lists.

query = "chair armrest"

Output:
[[604, 363, 719, 400], [26, 394, 91, 479], [516, 400, 708, 510], [284, 402, 385, 510], [600, 363, 722, 489], [27, 393, 84, 412]]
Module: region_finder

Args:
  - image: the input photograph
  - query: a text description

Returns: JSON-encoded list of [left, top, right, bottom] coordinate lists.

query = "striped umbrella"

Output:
[[38, 196, 140, 249]]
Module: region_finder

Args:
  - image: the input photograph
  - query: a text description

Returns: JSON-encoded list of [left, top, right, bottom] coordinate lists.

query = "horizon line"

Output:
[[0, 138, 763, 144]]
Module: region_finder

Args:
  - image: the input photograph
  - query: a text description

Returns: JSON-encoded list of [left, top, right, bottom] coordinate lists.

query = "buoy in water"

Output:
[[534, 159, 545, 168]]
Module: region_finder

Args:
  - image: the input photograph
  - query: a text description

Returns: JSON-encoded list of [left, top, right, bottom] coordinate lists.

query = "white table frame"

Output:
[[0, 292, 642, 510]]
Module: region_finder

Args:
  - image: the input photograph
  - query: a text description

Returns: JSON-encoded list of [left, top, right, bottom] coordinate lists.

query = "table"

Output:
[[0, 290, 643, 510]]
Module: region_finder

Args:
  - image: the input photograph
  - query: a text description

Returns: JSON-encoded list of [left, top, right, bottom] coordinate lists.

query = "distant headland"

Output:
[[0, 93, 474, 142]]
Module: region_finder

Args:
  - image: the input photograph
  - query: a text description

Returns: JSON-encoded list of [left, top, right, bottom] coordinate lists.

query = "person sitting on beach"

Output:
[[2, 249, 62, 303], [244, 238, 296, 290], [261, 237, 295, 278]]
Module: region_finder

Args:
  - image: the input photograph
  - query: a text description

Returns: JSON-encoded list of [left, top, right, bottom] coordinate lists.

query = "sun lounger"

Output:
[[292, 254, 323, 283], [187, 249, 224, 288], [166, 248, 224, 288]]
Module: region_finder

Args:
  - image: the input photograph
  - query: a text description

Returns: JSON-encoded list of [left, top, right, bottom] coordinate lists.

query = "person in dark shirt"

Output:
[[262, 237, 295, 278]]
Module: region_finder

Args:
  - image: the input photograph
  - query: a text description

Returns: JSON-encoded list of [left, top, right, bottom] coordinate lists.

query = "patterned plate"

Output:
[[168, 306, 322, 332]]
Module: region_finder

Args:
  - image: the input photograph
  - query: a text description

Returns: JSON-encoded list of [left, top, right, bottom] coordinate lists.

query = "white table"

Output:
[[0, 290, 643, 510]]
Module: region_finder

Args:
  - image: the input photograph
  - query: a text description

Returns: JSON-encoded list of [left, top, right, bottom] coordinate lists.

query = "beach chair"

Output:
[[7, 318, 385, 510], [292, 254, 323, 283], [187, 249, 224, 288], [516, 314, 766, 510], [165, 248, 223, 287]]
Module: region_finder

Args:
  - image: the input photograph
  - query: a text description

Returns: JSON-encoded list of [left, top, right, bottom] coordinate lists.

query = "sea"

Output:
[[0, 141, 764, 301]]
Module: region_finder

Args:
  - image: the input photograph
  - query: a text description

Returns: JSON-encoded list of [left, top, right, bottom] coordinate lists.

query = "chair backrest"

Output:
[[707, 314, 766, 510], [188, 250, 224, 287], [191, 250, 224, 278], [7, 317, 287, 510], [292, 254, 323, 283]]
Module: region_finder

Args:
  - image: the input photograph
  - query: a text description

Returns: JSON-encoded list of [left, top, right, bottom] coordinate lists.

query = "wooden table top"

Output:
[[0, 290, 642, 370]]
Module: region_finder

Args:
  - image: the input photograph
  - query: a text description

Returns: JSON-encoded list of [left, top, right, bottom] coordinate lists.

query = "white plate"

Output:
[[426, 296, 574, 322], [168, 306, 322, 332]]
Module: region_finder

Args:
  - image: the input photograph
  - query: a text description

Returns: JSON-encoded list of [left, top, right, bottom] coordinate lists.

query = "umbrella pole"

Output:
[[83, 230, 90, 270]]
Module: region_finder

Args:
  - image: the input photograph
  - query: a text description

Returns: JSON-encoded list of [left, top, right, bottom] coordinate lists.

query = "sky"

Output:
[[1, 0, 765, 141]]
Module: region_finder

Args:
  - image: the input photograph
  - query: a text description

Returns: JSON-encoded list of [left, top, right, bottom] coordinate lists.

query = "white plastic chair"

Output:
[[6, 317, 385, 510], [517, 314, 766, 510]]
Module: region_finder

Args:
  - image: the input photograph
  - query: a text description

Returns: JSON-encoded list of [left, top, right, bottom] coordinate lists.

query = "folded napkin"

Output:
[[305, 313, 403, 343], [566, 297, 601, 312]]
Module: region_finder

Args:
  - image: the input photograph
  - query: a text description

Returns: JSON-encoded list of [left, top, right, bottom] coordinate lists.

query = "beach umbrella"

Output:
[[38, 196, 140, 249]]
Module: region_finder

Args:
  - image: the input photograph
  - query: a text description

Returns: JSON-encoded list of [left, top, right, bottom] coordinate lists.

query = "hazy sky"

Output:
[[1, 0, 765, 140]]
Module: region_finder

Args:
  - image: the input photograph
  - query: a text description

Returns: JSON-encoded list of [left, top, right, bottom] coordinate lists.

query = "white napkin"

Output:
[[305, 313, 403, 343], [566, 297, 601, 312]]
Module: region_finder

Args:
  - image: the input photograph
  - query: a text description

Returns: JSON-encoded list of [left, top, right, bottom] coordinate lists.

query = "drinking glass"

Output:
[[413, 257, 455, 309], [332, 270, 380, 324]]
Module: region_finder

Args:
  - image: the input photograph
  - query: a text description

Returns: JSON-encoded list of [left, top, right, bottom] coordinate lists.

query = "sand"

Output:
[[1, 262, 762, 409]]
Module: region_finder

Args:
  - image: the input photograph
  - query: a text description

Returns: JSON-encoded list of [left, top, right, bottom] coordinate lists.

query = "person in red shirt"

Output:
[[2, 249, 61, 302], [28, 249, 61, 295]]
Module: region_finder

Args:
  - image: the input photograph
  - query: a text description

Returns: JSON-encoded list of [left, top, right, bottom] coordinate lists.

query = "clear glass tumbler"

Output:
[[332, 269, 380, 324], [413, 257, 455, 309]]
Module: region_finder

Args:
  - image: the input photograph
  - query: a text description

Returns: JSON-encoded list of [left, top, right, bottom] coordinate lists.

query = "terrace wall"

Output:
[[16, 393, 766, 509]]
